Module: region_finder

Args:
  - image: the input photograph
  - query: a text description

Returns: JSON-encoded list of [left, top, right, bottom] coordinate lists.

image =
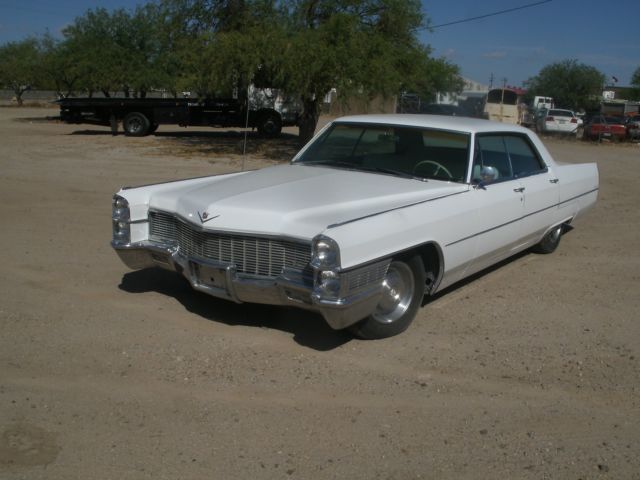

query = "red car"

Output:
[[583, 115, 627, 142]]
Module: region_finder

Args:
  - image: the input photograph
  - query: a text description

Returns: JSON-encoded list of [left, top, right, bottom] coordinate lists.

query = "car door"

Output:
[[503, 135, 559, 244], [463, 134, 526, 275]]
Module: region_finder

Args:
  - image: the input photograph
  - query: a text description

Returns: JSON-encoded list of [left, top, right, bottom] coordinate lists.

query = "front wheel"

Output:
[[349, 256, 426, 340]]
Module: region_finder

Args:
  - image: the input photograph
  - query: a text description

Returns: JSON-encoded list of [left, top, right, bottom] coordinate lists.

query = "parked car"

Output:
[[535, 108, 580, 135], [583, 115, 627, 142], [112, 115, 599, 339], [625, 114, 640, 140]]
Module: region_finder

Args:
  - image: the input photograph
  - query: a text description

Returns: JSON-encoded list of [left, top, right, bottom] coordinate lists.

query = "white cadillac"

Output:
[[112, 115, 598, 339]]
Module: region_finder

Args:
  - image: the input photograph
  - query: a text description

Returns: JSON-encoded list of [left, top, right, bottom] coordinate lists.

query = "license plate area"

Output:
[[194, 262, 227, 287]]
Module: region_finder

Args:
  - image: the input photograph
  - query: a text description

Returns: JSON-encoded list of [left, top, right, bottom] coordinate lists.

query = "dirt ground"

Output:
[[0, 107, 639, 480]]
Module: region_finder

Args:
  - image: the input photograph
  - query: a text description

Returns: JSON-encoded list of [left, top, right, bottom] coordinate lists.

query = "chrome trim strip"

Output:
[[327, 189, 469, 229], [446, 187, 598, 247]]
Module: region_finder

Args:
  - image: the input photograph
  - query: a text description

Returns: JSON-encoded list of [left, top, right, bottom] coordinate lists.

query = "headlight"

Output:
[[311, 235, 342, 300], [112, 194, 131, 244], [311, 235, 340, 269]]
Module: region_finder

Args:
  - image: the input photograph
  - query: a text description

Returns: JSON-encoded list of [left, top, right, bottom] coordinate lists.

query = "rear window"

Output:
[[549, 109, 573, 117]]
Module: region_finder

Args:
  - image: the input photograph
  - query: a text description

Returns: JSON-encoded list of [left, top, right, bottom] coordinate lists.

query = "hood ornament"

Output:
[[198, 211, 219, 223]]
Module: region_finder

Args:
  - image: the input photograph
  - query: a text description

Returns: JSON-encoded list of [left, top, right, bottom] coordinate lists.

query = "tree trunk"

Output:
[[102, 90, 111, 98], [298, 96, 321, 145], [14, 88, 24, 106]]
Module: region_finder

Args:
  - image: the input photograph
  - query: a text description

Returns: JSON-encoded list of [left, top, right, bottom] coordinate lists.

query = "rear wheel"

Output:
[[349, 255, 426, 340], [532, 224, 563, 254], [123, 112, 150, 136]]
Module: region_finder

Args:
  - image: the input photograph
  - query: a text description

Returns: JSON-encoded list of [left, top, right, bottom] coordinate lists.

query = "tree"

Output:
[[525, 60, 605, 111], [62, 5, 168, 97], [632, 67, 640, 87], [0, 38, 42, 105], [628, 67, 640, 101], [271, 0, 462, 142], [38, 33, 82, 98]]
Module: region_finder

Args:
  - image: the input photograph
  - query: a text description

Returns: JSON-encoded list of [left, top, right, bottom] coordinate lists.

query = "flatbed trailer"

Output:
[[57, 97, 299, 137]]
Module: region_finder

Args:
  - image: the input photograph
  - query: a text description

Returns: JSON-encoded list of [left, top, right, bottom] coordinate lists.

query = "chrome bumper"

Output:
[[112, 241, 383, 330]]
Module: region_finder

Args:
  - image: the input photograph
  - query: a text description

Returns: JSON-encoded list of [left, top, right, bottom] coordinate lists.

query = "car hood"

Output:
[[148, 164, 468, 239]]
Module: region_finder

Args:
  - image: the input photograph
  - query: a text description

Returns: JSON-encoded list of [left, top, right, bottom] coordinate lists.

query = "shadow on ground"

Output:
[[68, 128, 302, 162], [119, 268, 352, 351], [155, 130, 302, 161]]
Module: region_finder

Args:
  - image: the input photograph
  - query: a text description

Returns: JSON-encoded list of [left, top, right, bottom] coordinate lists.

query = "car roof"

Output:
[[335, 114, 531, 135]]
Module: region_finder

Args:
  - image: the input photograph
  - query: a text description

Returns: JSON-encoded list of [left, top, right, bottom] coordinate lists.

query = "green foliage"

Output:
[[61, 5, 171, 97], [0, 0, 463, 131], [270, 0, 462, 141], [632, 67, 640, 87], [0, 38, 42, 104], [628, 67, 640, 101], [525, 59, 605, 111]]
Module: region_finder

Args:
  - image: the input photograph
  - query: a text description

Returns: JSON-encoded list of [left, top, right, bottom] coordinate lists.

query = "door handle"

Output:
[[549, 178, 559, 184], [513, 187, 525, 193]]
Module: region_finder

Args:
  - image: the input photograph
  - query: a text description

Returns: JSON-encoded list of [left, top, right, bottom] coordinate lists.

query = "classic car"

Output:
[[112, 115, 598, 339]]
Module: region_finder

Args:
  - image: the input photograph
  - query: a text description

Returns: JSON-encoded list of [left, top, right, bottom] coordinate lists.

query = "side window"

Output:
[[503, 135, 545, 177], [474, 135, 513, 183]]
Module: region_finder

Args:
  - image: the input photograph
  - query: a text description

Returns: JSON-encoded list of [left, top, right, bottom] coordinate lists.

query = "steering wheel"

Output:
[[413, 160, 453, 179]]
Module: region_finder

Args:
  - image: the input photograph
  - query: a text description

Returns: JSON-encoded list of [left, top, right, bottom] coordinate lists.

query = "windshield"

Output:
[[294, 123, 471, 183]]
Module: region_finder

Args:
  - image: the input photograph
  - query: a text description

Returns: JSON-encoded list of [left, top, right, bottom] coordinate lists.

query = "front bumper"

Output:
[[113, 241, 384, 330]]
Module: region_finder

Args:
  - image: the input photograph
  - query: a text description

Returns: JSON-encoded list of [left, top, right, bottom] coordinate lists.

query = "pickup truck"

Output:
[[57, 97, 299, 137]]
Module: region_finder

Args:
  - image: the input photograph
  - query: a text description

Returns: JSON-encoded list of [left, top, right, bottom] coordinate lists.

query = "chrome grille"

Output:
[[149, 210, 311, 277]]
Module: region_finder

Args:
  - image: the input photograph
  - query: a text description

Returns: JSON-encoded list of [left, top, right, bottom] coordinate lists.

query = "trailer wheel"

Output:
[[256, 112, 282, 137], [123, 112, 150, 136]]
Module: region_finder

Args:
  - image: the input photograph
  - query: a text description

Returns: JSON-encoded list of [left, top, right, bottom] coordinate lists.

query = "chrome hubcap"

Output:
[[372, 262, 414, 324], [548, 225, 561, 243]]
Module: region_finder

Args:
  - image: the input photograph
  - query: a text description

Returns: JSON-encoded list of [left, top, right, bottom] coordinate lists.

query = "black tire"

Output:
[[349, 255, 426, 340], [256, 112, 282, 137], [532, 224, 563, 254], [123, 112, 150, 137]]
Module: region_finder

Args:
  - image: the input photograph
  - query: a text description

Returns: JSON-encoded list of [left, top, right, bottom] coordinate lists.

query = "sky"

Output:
[[0, 0, 638, 88]]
